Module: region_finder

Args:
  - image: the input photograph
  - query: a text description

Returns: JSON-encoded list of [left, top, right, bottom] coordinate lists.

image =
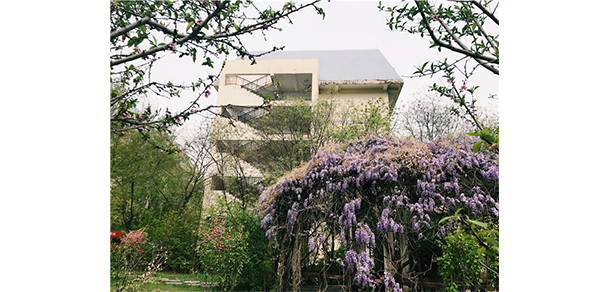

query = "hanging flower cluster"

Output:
[[259, 136, 498, 290]]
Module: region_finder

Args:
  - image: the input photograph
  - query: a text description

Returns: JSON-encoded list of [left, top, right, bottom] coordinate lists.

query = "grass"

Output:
[[151, 271, 208, 282], [135, 281, 205, 292], [111, 271, 214, 292]]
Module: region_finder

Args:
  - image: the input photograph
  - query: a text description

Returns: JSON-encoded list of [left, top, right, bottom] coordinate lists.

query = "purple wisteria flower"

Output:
[[344, 250, 375, 287], [287, 202, 299, 225], [354, 223, 375, 247], [339, 198, 361, 228], [377, 208, 404, 233], [382, 272, 403, 292], [308, 237, 316, 251]]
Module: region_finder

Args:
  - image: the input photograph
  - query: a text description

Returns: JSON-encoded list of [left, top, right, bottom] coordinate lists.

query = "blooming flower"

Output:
[[308, 237, 316, 251]]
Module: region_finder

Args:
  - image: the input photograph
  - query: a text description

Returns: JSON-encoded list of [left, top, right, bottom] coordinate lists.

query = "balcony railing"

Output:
[[220, 104, 270, 125], [235, 75, 311, 101]]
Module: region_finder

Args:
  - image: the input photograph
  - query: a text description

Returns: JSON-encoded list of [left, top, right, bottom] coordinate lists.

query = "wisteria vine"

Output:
[[258, 136, 498, 291]]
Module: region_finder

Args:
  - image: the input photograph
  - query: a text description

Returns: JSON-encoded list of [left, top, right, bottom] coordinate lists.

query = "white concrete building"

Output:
[[203, 50, 403, 210]]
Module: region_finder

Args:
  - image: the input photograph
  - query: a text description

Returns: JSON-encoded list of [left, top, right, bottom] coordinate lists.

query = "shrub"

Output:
[[231, 207, 276, 291], [197, 211, 248, 290], [111, 228, 168, 292], [146, 210, 200, 272], [437, 210, 499, 292]]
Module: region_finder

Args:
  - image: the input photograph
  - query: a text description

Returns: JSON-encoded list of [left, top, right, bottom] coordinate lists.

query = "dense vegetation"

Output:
[[260, 136, 498, 291]]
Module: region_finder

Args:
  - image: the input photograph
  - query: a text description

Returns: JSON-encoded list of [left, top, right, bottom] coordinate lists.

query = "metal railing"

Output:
[[234, 75, 312, 100], [236, 75, 275, 98], [220, 105, 270, 125]]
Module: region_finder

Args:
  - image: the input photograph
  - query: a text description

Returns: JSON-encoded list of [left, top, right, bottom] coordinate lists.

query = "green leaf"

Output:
[[473, 141, 483, 153], [467, 219, 488, 229], [439, 216, 454, 224], [186, 21, 194, 31]]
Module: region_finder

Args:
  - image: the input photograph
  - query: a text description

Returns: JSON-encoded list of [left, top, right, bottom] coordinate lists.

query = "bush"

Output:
[[197, 202, 276, 291], [437, 213, 499, 292], [111, 228, 168, 292], [197, 209, 249, 290], [146, 210, 200, 272], [231, 207, 276, 291]]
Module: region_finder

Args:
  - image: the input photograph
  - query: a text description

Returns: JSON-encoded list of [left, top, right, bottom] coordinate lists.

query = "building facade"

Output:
[[203, 50, 403, 210]]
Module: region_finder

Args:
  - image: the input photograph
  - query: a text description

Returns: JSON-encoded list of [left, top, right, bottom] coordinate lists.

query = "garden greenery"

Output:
[[111, 228, 168, 292], [259, 136, 498, 291], [197, 202, 276, 291]]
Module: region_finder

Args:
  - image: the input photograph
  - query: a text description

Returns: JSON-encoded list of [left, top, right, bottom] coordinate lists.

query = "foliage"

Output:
[[380, 0, 499, 153], [259, 136, 498, 291], [111, 129, 209, 271], [196, 202, 275, 291], [146, 209, 201, 272], [110, 131, 181, 231], [111, 228, 169, 292], [197, 208, 248, 290], [209, 97, 393, 212], [437, 209, 499, 291], [437, 228, 484, 292], [110, 0, 325, 149], [329, 98, 392, 143], [230, 204, 277, 291]]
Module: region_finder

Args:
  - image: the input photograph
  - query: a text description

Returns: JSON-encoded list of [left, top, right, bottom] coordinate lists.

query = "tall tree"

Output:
[[110, 0, 325, 149]]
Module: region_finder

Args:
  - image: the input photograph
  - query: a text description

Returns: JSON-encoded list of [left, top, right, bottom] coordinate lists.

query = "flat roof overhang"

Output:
[[319, 79, 404, 113]]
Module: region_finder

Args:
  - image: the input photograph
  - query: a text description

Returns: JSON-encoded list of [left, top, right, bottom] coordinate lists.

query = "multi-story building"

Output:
[[203, 49, 404, 210]]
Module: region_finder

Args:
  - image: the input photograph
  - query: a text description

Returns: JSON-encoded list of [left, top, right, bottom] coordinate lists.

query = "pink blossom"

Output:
[[169, 42, 177, 53], [205, 90, 211, 98], [432, 15, 439, 21], [197, 16, 203, 25]]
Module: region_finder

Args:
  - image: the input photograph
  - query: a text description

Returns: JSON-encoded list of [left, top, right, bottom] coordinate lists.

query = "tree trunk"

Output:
[[384, 232, 395, 275], [398, 232, 410, 292], [291, 223, 302, 291]]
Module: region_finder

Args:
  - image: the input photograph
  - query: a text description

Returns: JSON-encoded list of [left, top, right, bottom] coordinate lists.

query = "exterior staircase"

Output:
[[220, 75, 277, 125], [236, 75, 277, 100]]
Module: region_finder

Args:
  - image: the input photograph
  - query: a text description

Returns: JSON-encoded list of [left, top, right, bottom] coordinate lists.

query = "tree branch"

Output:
[[469, 0, 499, 25], [111, 1, 229, 67], [415, 1, 498, 75], [110, 16, 151, 41]]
